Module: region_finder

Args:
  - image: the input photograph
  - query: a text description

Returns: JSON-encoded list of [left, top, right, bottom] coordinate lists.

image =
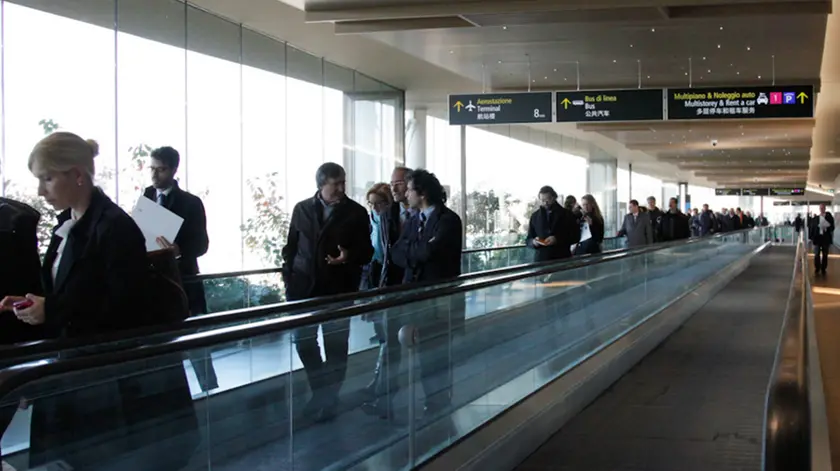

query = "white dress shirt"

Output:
[[51, 210, 82, 283]]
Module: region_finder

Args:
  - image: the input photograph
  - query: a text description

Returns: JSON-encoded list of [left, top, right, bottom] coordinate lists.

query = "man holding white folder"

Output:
[[143, 146, 217, 392]]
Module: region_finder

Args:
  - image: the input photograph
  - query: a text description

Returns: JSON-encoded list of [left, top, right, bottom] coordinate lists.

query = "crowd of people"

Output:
[[0, 130, 829, 470]]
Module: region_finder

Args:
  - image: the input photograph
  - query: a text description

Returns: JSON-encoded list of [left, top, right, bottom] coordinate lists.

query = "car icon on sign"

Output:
[[756, 93, 769, 105]]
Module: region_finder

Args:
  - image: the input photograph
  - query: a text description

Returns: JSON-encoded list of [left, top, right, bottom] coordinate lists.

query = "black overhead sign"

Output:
[[769, 187, 806, 196], [715, 188, 742, 196], [742, 188, 771, 196], [555, 89, 664, 122], [449, 92, 553, 125], [773, 201, 791, 206], [667, 85, 814, 120]]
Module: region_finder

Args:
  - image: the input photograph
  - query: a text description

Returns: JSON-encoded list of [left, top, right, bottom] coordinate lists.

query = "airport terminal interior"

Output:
[[0, 0, 839, 470]]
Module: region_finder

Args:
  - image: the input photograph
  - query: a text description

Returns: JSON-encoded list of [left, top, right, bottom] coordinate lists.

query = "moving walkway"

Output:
[[1, 226, 817, 471]]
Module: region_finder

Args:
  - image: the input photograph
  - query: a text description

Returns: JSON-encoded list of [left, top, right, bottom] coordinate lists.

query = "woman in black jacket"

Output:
[[0, 132, 197, 471], [575, 194, 605, 255]]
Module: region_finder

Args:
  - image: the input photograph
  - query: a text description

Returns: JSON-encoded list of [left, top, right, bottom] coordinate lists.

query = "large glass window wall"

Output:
[[0, 0, 404, 276]]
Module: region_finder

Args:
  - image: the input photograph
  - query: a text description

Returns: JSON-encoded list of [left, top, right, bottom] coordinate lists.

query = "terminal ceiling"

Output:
[[295, 0, 838, 191]]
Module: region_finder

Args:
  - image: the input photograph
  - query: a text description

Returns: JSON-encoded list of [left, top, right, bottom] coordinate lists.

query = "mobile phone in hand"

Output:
[[13, 299, 33, 310]]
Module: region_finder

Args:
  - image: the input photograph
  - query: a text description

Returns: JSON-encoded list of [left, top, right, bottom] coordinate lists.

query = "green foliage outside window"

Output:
[[4, 119, 289, 314]]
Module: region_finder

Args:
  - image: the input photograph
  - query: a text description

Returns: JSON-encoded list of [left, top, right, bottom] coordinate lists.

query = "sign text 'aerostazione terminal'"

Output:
[[448, 85, 814, 125]]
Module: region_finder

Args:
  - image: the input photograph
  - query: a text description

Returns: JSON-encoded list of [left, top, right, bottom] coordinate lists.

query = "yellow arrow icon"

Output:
[[453, 100, 464, 112], [560, 98, 571, 110], [797, 92, 808, 104]]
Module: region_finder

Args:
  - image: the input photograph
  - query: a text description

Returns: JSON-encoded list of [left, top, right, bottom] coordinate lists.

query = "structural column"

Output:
[[406, 108, 427, 170], [588, 145, 619, 236]]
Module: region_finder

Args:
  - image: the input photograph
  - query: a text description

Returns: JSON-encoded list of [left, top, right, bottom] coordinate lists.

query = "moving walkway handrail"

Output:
[[0, 240, 630, 363], [181, 238, 623, 283], [762, 233, 810, 471], [0, 227, 763, 403]]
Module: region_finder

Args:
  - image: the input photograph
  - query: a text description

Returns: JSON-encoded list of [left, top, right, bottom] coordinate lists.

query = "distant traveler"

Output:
[[660, 197, 690, 242], [574, 194, 605, 255], [618, 199, 653, 248], [811, 203, 835, 276], [794, 214, 804, 233], [646, 196, 664, 242], [283, 162, 373, 422], [699, 204, 715, 236], [527, 186, 580, 262]]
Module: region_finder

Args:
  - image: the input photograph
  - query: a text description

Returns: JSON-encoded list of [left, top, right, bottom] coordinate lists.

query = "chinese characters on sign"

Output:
[[449, 92, 553, 125], [555, 89, 663, 123], [668, 86, 814, 120]]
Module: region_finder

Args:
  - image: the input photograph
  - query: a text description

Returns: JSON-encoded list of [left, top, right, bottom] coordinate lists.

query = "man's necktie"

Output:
[[418, 213, 427, 233], [157, 193, 166, 206]]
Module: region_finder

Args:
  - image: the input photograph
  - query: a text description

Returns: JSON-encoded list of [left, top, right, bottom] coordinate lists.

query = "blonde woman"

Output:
[[0, 132, 198, 470], [0, 132, 151, 335]]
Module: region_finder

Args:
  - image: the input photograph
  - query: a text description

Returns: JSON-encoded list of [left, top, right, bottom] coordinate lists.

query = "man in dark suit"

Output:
[[283, 162, 373, 422], [526, 185, 579, 262], [0, 197, 44, 344], [618, 199, 653, 248], [811, 203, 835, 276], [144, 146, 217, 392], [362, 166, 412, 419], [391, 169, 463, 416]]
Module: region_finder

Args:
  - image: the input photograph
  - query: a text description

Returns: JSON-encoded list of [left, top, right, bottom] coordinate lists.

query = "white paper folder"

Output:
[[131, 196, 184, 253]]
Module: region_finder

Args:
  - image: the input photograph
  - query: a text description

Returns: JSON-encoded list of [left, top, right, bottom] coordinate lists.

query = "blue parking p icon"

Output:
[[783, 92, 796, 104]]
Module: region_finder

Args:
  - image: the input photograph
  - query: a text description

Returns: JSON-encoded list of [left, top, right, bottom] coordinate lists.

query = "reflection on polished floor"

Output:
[[515, 247, 793, 471]]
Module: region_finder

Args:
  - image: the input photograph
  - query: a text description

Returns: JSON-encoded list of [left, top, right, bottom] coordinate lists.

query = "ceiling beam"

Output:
[[304, 0, 800, 23], [627, 140, 812, 151], [334, 16, 474, 34], [577, 118, 816, 133]]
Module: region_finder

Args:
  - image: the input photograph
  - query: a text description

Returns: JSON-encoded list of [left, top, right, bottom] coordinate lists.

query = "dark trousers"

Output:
[[370, 312, 402, 400], [814, 242, 830, 273], [417, 310, 456, 409], [186, 310, 219, 392], [294, 319, 351, 405]]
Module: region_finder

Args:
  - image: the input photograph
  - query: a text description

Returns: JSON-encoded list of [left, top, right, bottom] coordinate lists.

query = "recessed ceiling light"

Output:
[[685, 72, 688, 76], [553, 68, 557, 72], [647, 75, 651, 79], [736, 71, 740, 75], [720, 26, 724, 31], [449, 50, 454, 54], [630, 44, 634, 48], [613, 59, 617, 63], [651, 27, 656, 32], [498, 60, 502, 64], [717, 45, 721, 49], [708, 69, 711, 73], [747, 46, 751, 51], [564, 77, 568, 81], [544, 76, 548, 79], [703, 56, 707, 60], [532, 80, 536, 83], [502, 25, 507, 30], [758, 75, 762, 79]]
